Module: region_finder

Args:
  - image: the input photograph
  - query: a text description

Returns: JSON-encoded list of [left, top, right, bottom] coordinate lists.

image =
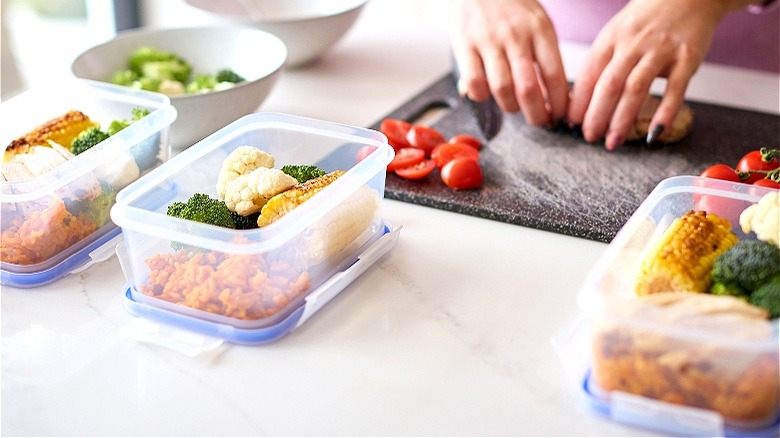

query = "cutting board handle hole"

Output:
[[409, 102, 452, 127]]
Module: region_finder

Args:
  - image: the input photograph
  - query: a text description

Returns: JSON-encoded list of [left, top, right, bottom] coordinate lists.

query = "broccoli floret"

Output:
[[711, 240, 780, 296], [106, 106, 152, 136], [166, 193, 235, 229], [749, 276, 780, 319], [63, 180, 116, 227], [111, 69, 139, 86], [128, 46, 192, 83], [131, 76, 162, 92], [215, 69, 245, 84], [71, 127, 110, 155], [185, 74, 218, 94], [231, 211, 260, 230], [281, 164, 326, 184]]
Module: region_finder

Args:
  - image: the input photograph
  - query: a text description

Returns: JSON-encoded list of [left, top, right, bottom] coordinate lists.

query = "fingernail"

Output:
[[457, 79, 468, 98], [606, 132, 623, 151], [646, 124, 665, 144]]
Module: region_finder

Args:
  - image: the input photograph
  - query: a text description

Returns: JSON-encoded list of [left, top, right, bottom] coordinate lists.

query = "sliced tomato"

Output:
[[441, 157, 483, 190], [700, 164, 741, 182], [386, 147, 424, 172], [379, 118, 412, 151], [395, 159, 436, 180], [448, 134, 483, 150], [752, 178, 780, 189], [406, 125, 446, 156], [431, 142, 480, 168]]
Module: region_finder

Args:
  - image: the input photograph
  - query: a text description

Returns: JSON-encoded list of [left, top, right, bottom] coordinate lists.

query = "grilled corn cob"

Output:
[[4, 110, 97, 161], [304, 185, 379, 263], [635, 210, 738, 296], [257, 170, 346, 227]]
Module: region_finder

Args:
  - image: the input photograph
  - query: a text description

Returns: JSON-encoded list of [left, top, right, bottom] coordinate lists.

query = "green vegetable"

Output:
[[71, 127, 110, 155], [106, 107, 151, 136], [749, 276, 780, 319], [281, 164, 326, 184], [166, 193, 235, 229], [111, 69, 139, 86], [128, 46, 192, 83], [231, 211, 260, 230], [711, 240, 780, 296], [63, 180, 116, 227], [215, 69, 245, 84], [185, 74, 218, 94]]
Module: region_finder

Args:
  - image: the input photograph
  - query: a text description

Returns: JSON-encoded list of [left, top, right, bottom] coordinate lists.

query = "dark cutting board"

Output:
[[370, 72, 780, 243]]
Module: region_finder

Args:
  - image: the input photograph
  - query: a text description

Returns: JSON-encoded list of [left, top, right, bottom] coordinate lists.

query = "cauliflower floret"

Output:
[[102, 151, 140, 190], [224, 167, 297, 215], [740, 191, 780, 247], [216, 146, 276, 200]]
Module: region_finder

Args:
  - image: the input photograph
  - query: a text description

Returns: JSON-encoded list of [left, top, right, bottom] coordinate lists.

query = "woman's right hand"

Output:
[[450, 0, 569, 127]]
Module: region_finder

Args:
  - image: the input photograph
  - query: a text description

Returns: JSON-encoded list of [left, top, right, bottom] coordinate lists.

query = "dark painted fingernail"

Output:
[[646, 124, 665, 144], [606, 132, 623, 151]]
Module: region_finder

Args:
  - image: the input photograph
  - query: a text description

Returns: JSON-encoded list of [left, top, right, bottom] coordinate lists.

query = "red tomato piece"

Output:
[[448, 134, 483, 150], [700, 164, 741, 182], [395, 159, 436, 180], [441, 157, 483, 190], [736, 149, 780, 184], [379, 118, 412, 151], [386, 147, 424, 172], [431, 142, 480, 168], [406, 125, 446, 156], [752, 178, 780, 189]]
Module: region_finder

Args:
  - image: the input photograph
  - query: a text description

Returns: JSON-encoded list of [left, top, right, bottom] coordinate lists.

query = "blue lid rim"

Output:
[[580, 370, 780, 437]]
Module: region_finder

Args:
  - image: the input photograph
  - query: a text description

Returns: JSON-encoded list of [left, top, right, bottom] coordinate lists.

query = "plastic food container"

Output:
[[554, 176, 780, 437], [111, 112, 397, 346], [1, 79, 177, 288]]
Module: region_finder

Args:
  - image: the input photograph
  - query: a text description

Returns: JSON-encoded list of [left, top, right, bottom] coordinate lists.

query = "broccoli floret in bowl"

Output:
[[750, 276, 780, 319]]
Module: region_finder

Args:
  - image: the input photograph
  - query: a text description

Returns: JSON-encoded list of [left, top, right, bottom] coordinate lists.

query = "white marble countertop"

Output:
[[2, 1, 778, 436]]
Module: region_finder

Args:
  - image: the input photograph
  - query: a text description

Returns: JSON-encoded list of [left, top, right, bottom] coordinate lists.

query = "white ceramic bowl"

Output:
[[71, 26, 287, 151], [182, 0, 367, 67]]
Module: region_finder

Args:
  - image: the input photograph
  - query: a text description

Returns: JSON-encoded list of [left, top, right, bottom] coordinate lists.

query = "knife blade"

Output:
[[450, 58, 503, 141]]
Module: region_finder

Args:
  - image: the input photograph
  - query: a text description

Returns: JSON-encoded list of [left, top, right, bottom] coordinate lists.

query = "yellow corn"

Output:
[[635, 210, 738, 296], [4, 110, 98, 161], [257, 170, 346, 227]]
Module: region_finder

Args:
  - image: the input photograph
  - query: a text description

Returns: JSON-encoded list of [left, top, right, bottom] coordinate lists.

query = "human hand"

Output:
[[567, 0, 746, 150], [450, 0, 569, 127]]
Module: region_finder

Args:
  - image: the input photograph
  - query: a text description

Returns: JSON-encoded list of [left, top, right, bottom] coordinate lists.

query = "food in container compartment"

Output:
[[143, 146, 380, 320], [0, 107, 156, 266], [740, 191, 780, 247], [635, 210, 738, 296], [141, 248, 311, 320], [591, 292, 779, 423]]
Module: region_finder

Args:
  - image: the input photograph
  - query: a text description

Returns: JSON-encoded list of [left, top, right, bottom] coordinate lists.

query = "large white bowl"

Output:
[[71, 26, 287, 151], [182, 0, 367, 67]]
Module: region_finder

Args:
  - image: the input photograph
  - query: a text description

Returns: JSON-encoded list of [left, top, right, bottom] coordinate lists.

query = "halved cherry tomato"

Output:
[[441, 157, 483, 190], [700, 164, 741, 182], [736, 149, 780, 184], [407, 125, 446, 156], [752, 178, 780, 189], [448, 134, 483, 150], [380, 118, 412, 151], [395, 159, 436, 180], [431, 142, 480, 168], [386, 147, 424, 172]]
